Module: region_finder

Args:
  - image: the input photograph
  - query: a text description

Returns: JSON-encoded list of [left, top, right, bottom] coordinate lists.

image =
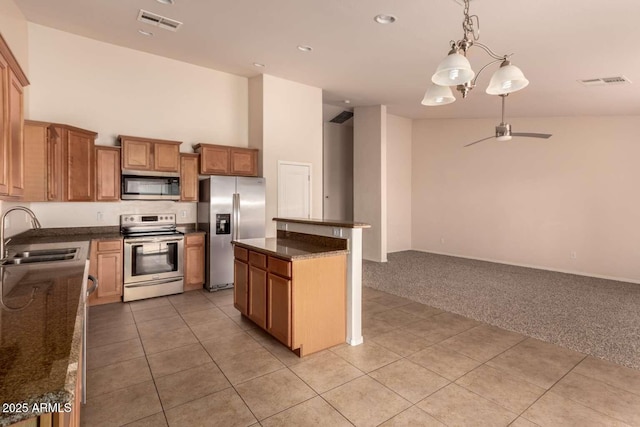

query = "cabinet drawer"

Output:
[[97, 240, 122, 252], [249, 251, 267, 269], [268, 256, 291, 278], [186, 233, 205, 246], [234, 246, 248, 262]]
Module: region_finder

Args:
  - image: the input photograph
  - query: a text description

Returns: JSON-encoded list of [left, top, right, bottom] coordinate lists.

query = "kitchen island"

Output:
[[233, 231, 349, 356], [273, 218, 370, 347]]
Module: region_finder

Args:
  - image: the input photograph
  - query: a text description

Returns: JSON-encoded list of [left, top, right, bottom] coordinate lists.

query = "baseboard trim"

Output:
[[410, 248, 640, 285]]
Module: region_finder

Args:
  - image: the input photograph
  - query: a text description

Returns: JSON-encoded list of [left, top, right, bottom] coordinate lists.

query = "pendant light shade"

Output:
[[431, 52, 475, 86], [421, 84, 455, 106], [486, 62, 529, 95]]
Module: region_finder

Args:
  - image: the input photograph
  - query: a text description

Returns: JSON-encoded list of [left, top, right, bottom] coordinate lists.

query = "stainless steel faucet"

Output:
[[1, 206, 42, 258]]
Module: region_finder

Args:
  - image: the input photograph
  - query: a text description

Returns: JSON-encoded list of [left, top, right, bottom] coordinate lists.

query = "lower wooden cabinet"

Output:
[[184, 232, 205, 291], [88, 238, 123, 306], [233, 245, 346, 356]]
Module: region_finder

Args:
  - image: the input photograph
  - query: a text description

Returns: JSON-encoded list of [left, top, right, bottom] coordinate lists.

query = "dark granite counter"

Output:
[[9, 226, 122, 245], [233, 231, 348, 261], [0, 242, 89, 426]]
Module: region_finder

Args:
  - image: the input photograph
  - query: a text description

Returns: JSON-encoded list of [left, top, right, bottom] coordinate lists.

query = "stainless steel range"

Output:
[[121, 213, 184, 302]]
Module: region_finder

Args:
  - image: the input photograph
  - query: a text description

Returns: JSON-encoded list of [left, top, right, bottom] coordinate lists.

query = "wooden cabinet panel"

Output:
[[0, 54, 8, 195], [23, 121, 48, 201], [154, 141, 180, 172], [234, 259, 249, 315], [249, 251, 267, 269], [66, 129, 95, 201], [47, 126, 64, 201], [88, 239, 123, 306], [95, 146, 120, 201], [248, 265, 267, 328], [184, 233, 205, 291], [195, 144, 230, 175], [180, 153, 199, 202], [268, 256, 292, 278], [268, 273, 292, 346], [7, 68, 24, 197], [234, 246, 248, 262], [230, 148, 258, 176], [121, 138, 152, 170]]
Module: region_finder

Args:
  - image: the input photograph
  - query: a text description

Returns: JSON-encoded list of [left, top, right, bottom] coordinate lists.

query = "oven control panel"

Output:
[[120, 214, 176, 227]]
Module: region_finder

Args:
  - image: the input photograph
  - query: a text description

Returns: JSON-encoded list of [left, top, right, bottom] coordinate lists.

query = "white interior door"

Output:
[[278, 161, 311, 218]]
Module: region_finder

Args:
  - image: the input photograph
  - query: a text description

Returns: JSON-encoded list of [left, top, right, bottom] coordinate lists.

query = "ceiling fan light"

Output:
[[486, 63, 529, 95], [432, 52, 475, 86], [421, 84, 456, 106]]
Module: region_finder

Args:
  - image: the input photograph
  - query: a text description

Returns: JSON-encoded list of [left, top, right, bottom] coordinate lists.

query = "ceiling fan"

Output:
[[464, 95, 552, 147]]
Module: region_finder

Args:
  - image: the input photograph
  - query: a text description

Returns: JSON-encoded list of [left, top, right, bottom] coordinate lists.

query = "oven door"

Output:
[[124, 236, 184, 284]]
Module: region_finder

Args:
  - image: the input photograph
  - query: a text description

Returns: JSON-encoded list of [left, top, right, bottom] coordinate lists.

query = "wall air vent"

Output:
[[578, 76, 632, 86], [137, 10, 183, 32]]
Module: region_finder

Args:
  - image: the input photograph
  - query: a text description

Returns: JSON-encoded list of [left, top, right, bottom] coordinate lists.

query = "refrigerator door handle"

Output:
[[236, 193, 241, 239], [232, 193, 239, 241]]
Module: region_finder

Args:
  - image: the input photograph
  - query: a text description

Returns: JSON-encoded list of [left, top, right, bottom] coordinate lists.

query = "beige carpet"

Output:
[[363, 251, 640, 370]]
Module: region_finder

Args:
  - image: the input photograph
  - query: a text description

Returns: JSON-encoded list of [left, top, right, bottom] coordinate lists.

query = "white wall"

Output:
[[354, 105, 387, 262], [19, 23, 249, 230], [412, 115, 640, 283], [323, 122, 353, 221], [251, 74, 323, 237], [386, 114, 412, 252]]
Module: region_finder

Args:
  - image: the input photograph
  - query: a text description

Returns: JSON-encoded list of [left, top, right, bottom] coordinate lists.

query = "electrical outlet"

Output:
[[332, 228, 342, 237], [180, 210, 187, 218], [97, 212, 103, 222], [440, 237, 445, 244], [570, 251, 577, 259]]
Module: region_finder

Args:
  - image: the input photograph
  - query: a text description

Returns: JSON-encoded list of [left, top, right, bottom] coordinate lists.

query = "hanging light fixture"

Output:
[[422, 0, 529, 106]]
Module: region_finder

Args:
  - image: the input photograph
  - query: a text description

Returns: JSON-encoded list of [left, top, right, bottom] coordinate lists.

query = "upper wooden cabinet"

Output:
[[95, 146, 121, 201], [23, 121, 97, 202], [0, 34, 29, 200], [180, 153, 199, 202], [120, 135, 182, 173], [193, 143, 258, 177]]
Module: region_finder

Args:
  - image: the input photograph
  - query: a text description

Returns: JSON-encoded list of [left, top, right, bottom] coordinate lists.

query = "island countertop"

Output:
[[233, 237, 348, 260], [0, 241, 90, 426]]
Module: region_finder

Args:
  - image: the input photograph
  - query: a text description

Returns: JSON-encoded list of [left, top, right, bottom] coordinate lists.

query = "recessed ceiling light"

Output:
[[253, 62, 265, 68], [156, 0, 174, 4], [297, 45, 313, 52], [344, 100, 351, 104], [374, 14, 396, 24], [138, 29, 154, 36]]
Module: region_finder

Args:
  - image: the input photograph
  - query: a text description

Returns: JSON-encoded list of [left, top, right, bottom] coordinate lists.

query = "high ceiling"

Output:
[[13, 0, 640, 119]]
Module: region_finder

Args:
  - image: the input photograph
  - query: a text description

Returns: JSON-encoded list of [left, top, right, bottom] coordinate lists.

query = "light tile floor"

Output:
[[82, 287, 640, 426]]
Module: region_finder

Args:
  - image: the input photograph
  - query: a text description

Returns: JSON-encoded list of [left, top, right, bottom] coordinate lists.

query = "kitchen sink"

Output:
[[1, 247, 80, 266]]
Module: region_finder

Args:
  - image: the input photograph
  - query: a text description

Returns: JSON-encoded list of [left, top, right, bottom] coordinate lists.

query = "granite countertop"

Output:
[[273, 217, 371, 229], [233, 237, 348, 260], [0, 241, 90, 426]]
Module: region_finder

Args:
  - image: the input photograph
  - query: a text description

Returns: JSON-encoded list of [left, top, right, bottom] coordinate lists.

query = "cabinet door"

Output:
[[199, 145, 230, 175], [88, 239, 124, 306], [122, 139, 152, 171], [184, 233, 205, 290], [180, 154, 199, 202], [248, 265, 267, 329], [234, 259, 249, 315], [22, 121, 47, 201], [0, 54, 8, 195], [154, 141, 180, 172], [268, 273, 292, 347], [95, 146, 121, 201], [66, 130, 95, 201], [7, 68, 24, 197], [230, 148, 258, 176]]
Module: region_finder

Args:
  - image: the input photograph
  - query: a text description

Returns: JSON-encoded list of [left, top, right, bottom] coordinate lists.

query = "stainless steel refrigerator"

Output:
[[198, 176, 266, 291]]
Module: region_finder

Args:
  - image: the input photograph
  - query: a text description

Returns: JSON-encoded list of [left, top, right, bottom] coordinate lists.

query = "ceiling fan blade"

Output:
[[464, 136, 495, 147], [511, 132, 552, 139]]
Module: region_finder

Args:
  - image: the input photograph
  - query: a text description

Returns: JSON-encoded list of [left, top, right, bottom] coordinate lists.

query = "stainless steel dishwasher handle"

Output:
[[87, 274, 99, 296]]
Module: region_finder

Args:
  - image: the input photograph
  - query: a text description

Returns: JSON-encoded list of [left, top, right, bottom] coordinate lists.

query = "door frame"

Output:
[[277, 160, 312, 218]]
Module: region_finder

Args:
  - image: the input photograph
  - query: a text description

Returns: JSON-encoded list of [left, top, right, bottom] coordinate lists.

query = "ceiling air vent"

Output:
[[137, 9, 183, 32], [330, 111, 354, 124], [578, 76, 632, 86]]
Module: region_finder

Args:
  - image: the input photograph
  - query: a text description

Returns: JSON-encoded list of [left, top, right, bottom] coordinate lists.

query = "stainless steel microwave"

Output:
[[121, 171, 180, 200]]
